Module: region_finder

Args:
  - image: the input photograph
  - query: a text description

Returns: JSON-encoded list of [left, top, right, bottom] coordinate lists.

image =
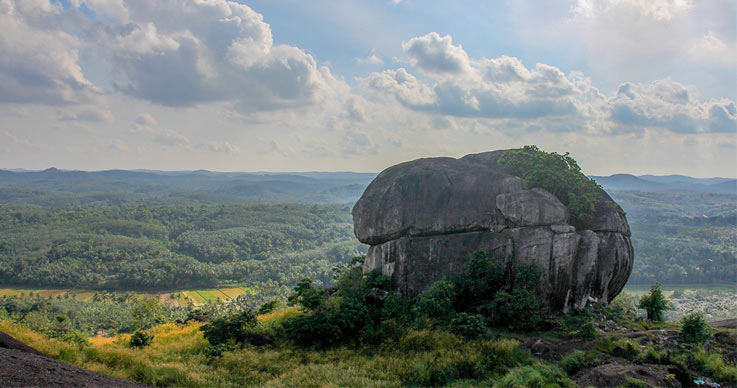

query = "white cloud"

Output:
[[2, 129, 31, 146], [135, 113, 157, 126], [341, 130, 378, 156], [686, 32, 737, 66], [200, 140, 240, 153], [0, 1, 101, 105], [60, 109, 115, 123], [401, 32, 472, 76], [108, 139, 129, 152], [571, 0, 693, 21], [105, 0, 340, 110], [361, 33, 736, 136], [356, 51, 384, 65], [154, 130, 190, 148]]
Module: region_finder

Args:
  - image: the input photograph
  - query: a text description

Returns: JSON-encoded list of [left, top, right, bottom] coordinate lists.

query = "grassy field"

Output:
[[0, 286, 262, 308], [0, 313, 575, 388]]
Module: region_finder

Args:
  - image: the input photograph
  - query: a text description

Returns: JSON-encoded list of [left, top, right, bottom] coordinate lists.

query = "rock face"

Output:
[[353, 150, 633, 311]]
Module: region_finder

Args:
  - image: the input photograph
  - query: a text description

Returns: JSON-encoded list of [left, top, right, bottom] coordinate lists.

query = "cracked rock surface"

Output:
[[354, 150, 633, 311]]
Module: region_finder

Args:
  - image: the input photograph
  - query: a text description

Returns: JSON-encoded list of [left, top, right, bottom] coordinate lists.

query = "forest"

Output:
[[0, 169, 734, 296], [0, 203, 362, 297]]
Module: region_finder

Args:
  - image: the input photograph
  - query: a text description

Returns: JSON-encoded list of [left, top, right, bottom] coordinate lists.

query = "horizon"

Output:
[[1, 166, 735, 180], [1, 0, 735, 177]]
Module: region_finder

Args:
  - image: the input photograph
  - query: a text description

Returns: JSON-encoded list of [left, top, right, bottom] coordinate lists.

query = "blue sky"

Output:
[[0, 0, 735, 176]]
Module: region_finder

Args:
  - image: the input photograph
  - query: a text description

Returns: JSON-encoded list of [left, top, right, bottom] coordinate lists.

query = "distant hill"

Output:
[[591, 174, 736, 195], [0, 168, 733, 207], [0, 169, 376, 206]]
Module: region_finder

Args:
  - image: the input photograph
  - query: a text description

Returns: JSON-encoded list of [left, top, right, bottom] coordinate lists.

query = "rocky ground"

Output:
[[522, 318, 737, 388], [0, 331, 147, 388]]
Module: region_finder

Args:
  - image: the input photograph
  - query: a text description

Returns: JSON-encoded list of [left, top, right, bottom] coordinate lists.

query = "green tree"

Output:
[[680, 312, 709, 343], [497, 145, 605, 226], [638, 283, 669, 322]]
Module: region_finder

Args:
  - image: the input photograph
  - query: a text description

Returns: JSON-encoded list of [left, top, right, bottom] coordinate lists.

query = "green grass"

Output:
[[1, 287, 262, 307]]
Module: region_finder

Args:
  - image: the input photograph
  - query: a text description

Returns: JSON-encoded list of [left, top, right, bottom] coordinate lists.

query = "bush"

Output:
[[288, 278, 325, 311], [559, 350, 599, 376], [200, 310, 259, 346], [638, 283, 669, 322], [453, 250, 505, 311], [492, 364, 574, 388], [281, 313, 341, 349], [414, 280, 456, 323], [487, 288, 542, 332], [257, 300, 283, 315], [498, 145, 604, 226], [579, 320, 599, 340], [450, 312, 488, 339], [398, 329, 462, 353], [129, 330, 153, 348], [478, 338, 532, 374], [680, 312, 709, 343], [596, 337, 641, 360]]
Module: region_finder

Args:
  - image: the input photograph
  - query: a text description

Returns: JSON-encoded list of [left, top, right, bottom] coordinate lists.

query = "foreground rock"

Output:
[[0, 330, 147, 388], [354, 150, 633, 311]]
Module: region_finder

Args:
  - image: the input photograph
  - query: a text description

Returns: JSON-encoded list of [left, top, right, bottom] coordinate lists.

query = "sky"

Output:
[[0, 0, 735, 177]]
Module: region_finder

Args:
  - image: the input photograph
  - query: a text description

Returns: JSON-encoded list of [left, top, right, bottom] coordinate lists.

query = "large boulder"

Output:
[[353, 150, 633, 311]]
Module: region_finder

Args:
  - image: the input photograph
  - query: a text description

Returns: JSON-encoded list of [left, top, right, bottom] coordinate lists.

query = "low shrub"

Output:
[[680, 312, 709, 343], [487, 288, 542, 332], [579, 320, 599, 340], [129, 330, 153, 348], [559, 350, 600, 376], [478, 338, 532, 374], [682, 348, 737, 384], [257, 300, 282, 315], [492, 364, 575, 388], [200, 309, 259, 346], [596, 337, 641, 360], [414, 280, 456, 323], [281, 313, 341, 350], [620, 377, 648, 388], [398, 329, 462, 353], [450, 312, 487, 339]]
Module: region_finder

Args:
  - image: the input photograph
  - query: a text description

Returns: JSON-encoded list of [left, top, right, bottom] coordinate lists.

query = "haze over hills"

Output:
[[1, 168, 734, 204], [590, 174, 737, 195]]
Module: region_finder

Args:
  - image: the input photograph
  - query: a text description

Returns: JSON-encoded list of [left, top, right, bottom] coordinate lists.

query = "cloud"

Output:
[[567, 0, 736, 89], [0, 0, 342, 112], [108, 139, 129, 152], [135, 113, 157, 126], [363, 37, 580, 120], [60, 109, 115, 123], [607, 79, 737, 134], [2, 130, 31, 146], [402, 32, 471, 76], [106, 0, 339, 110], [686, 32, 737, 66], [356, 53, 384, 65], [0, 1, 101, 105], [363, 68, 436, 109], [361, 33, 736, 135], [153, 130, 190, 148], [571, 0, 693, 21], [341, 130, 378, 156], [199, 140, 240, 153]]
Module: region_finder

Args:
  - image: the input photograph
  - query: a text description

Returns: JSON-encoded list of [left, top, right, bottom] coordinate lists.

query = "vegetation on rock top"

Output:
[[498, 145, 605, 226]]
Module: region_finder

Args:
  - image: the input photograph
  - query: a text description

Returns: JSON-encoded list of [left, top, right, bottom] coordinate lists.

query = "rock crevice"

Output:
[[353, 150, 633, 311]]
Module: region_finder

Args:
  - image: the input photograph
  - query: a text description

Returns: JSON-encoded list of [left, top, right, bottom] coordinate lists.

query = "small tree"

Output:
[[129, 330, 153, 348], [638, 283, 668, 322], [680, 312, 708, 343]]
